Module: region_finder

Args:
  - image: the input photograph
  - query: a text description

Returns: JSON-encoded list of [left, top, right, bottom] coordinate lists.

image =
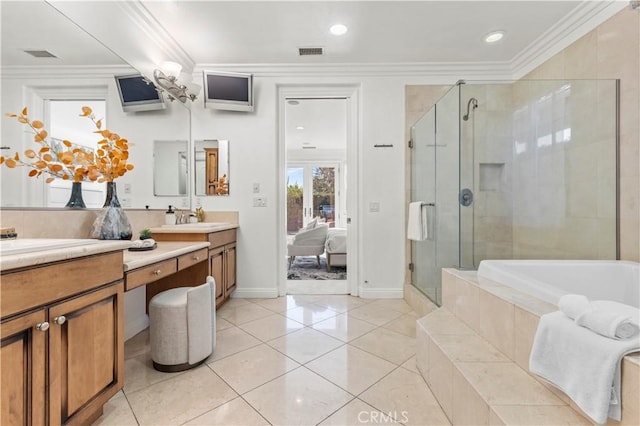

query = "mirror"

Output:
[[0, 1, 191, 209], [195, 140, 229, 196], [153, 140, 189, 196]]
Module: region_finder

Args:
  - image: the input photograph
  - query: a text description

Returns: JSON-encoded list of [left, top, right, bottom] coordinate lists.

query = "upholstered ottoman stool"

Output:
[[149, 276, 216, 372]]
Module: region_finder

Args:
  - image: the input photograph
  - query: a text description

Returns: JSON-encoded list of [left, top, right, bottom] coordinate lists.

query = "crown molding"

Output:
[[1, 65, 136, 80], [510, 0, 627, 79], [194, 61, 514, 80], [116, 1, 195, 72]]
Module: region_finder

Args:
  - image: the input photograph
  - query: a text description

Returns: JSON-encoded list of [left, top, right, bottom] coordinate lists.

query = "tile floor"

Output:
[[95, 295, 448, 426]]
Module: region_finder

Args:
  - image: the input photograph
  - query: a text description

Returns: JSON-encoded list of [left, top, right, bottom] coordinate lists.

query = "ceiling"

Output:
[[0, 1, 614, 151]]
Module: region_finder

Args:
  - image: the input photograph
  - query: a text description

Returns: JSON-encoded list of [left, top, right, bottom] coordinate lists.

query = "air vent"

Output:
[[24, 50, 57, 58], [302, 146, 317, 149], [298, 47, 324, 56]]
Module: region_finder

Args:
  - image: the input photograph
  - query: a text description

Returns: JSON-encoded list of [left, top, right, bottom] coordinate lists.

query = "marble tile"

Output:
[[453, 277, 481, 333], [457, 362, 566, 406], [220, 297, 251, 309], [514, 306, 540, 370], [347, 303, 404, 326], [243, 367, 354, 426], [360, 368, 450, 426], [239, 313, 305, 341], [209, 344, 299, 394], [267, 327, 344, 364], [283, 304, 340, 325], [123, 352, 183, 394], [217, 303, 274, 325], [441, 270, 457, 309], [351, 327, 415, 365], [490, 405, 590, 425], [311, 313, 378, 342], [126, 366, 237, 425], [452, 367, 489, 425], [427, 337, 454, 421], [418, 308, 475, 336], [477, 289, 515, 360], [312, 295, 371, 313], [93, 391, 137, 426], [431, 333, 510, 363], [306, 345, 397, 395], [416, 322, 430, 376], [208, 326, 261, 362], [253, 295, 320, 313], [382, 313, 417, 337], [215, 317, 234, 332], [319, 398, 401, 426], [401, 356, 419, 374], [621, 358, 640, 425], [366, 299, 414, 314], [124, 329, 149, 360], [185, 396, 270, 425]]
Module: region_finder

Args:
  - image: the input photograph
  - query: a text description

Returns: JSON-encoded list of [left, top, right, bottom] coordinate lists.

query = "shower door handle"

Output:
[[459, 188, 474, 207]]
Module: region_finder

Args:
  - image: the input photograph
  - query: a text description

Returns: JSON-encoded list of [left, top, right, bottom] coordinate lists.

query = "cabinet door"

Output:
[[1, 309, 47, 426], [48, 282, 124, 425], [225, 243, 236, 296], [210, 246, 225, 306]]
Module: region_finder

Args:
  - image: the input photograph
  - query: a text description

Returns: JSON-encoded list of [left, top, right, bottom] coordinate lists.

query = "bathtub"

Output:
[[477, 260, 640, 309]]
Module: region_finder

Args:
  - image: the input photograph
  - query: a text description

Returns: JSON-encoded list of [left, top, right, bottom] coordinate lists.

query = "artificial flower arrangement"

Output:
[[1, 106, 134, 183]]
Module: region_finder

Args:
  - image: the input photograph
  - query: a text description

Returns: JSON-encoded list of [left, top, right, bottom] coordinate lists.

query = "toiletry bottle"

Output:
[[165, 205, 176, 225]]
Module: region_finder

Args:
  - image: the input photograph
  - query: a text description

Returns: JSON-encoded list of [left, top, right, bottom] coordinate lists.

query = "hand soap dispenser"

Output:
[[165, 205, 176, 225]]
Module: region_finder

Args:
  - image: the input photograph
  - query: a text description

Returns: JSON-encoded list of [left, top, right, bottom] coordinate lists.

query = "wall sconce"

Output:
[[153, 61, 200, 103]]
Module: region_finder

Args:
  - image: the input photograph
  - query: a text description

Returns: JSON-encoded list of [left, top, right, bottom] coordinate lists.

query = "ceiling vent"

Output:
[[24, 50, 57, 58], [298, 47, 324, 56]]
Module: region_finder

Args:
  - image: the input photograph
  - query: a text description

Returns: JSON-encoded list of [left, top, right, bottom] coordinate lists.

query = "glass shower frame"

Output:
[[411, 79, 618, 306]]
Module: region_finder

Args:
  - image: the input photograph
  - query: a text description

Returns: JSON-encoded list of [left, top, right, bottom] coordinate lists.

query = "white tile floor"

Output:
[[95, 295, 448, 426]]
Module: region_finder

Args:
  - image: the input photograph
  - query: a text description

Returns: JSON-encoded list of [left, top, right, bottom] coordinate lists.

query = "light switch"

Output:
[[252, 183, 260, 193], [369, 202, 380, 212], [124, 183, 132, 194]]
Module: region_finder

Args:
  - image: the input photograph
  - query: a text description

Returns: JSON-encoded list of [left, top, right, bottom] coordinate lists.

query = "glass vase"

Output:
[[91, 181, 132, 240], [65, 181, 86, 209]]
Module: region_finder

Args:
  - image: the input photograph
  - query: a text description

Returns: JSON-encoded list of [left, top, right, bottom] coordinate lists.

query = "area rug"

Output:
[[287, 255, 347, 280]]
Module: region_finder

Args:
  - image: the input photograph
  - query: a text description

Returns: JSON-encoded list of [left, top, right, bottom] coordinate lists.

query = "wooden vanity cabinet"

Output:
[[0, 251, 125, 425], [153, 229, 237, 306]]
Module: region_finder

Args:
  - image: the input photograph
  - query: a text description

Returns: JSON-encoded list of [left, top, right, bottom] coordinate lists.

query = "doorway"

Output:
[[278, 87, 360, 296]]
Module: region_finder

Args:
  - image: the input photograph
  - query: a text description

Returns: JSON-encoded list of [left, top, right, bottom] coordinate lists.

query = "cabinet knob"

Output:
[[53, 316, 66, 325], [36, 322, 50, 331], [153, 269, 162, 275], [192, 256, 200, 261]]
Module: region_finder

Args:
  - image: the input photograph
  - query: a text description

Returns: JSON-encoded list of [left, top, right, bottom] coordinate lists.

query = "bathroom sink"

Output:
[[161, 222, 230, 229], [0, 238, 100, 256]]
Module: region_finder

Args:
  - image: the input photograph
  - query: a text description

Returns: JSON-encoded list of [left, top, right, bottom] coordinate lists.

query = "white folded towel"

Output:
[[558, 294, 592, 320], [530, 310, 640, 424], [141, 238, 156, 247], [576, 301, 640, 340], [408, 202, 427, 241]]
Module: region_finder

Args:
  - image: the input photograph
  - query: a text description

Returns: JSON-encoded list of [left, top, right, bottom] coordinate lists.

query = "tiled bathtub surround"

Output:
[[420, 268, 640, 425]]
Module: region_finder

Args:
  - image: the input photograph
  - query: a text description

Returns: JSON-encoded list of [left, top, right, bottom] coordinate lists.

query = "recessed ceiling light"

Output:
[[296, 126, 305, 130], [330, 24, 348, 36], [484, 31, 505, 43]]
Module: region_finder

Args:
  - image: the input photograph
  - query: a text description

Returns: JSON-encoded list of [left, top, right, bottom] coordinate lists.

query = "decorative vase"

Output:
[[91, 181, 132, 240], [65, 181, 86, 209]]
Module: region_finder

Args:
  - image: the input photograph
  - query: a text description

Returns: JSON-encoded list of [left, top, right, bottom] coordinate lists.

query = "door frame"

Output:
[[277, 85, 361, 296]]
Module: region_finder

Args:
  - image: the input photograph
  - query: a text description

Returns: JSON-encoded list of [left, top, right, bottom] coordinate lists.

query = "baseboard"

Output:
[[231, 287, 279, 299], [358, 287, 404, 299]]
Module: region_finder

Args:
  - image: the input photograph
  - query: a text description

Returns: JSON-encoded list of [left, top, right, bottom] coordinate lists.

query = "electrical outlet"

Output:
[[195, 197, 202, 207], [252, 183, 260, 193], [124, 183, 132, 194], [181, 198, 188, 207], [253, 197, 267, 207], [121, 197, 131, 207]]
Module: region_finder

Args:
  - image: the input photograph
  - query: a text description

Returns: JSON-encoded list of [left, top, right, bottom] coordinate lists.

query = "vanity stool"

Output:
[[149, 276, 217, 372]]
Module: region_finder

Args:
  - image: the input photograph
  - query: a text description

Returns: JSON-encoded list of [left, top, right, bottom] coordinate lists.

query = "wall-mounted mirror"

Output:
[[153, 140, 188, 196], [195, 140, 229, 196]]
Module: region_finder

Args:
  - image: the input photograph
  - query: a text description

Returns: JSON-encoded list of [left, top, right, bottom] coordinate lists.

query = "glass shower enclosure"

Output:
[[411, 79, 618, 305]]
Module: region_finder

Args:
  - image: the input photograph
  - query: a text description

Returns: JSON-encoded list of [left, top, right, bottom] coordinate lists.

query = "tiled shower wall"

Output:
[[524, 7, 640, 262]]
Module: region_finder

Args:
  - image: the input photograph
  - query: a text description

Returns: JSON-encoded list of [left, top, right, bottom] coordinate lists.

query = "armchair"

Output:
[[287, 222, 329, 268]]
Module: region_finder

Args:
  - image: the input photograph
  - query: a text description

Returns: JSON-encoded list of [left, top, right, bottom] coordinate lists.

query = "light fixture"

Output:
[[484, 30, 505, 44], [153, 61, 199, 103], [330, 23, 348, 36]]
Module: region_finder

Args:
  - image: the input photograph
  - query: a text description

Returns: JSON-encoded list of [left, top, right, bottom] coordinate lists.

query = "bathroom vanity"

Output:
[[149, 223, 238, 307]]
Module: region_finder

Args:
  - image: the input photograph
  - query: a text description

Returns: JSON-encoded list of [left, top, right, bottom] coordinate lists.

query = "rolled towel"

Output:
[[576, 310, 639, 340], [141, 238, 156, 247], [558, 294, 592, 320]]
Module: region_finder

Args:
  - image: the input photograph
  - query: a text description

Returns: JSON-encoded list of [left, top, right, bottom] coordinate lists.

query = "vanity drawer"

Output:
[[209, 229, 236, 248], [125, 259, 177, 291], [178, 248, 208, 271]]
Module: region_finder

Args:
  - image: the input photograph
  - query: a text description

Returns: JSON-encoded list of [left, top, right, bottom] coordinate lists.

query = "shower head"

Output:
[[463, 98, 479, 121]]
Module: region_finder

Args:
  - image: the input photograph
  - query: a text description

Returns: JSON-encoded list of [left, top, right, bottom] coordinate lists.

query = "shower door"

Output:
[[410, 86, 460, 306]]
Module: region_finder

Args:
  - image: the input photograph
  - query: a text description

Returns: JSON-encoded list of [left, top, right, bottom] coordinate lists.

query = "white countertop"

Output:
[[0, 239, 132, 271], [123, 241, 210, 271], [148, 223, 238, 234]]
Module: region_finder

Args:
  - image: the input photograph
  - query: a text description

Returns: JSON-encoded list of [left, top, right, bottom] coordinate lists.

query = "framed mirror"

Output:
[[153, 140, 188, 196], [195, 140, 229, 196]]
